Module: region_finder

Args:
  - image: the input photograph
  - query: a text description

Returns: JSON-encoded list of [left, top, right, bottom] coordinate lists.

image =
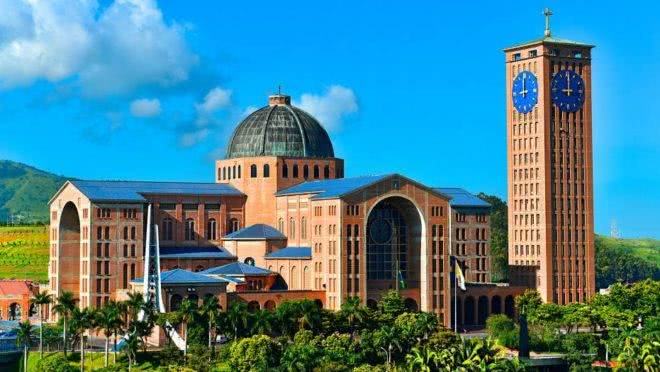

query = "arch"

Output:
[[59, 201, 81, 298], [8, 303, 22, 320], [302, 266, 310, 289], [228, 218, 239, 233], [188, 294, 199, 306], [366, 299, 378, 310], [170, 294, 183, 312], [282, 163, 288, 178], [184, 218, 195, 240], [264, 300, 276, 311], [365, 195, 426, 309], [238, 165, 242, 178], [477, 296, 489, 325], [491, 296, 502, 315], [290, 266, 299, 290], [278, 218, 284, 233], [263, 164, 270, 178], [244, 257, 255, 266], [289, 218, 295, 238], [29, 303, 37, 317], [464, 296, 476, 326], [303, 164, 309, 178], [313, 165, 320, 178], [293, 164, 299, 178], [247, 301, 260, 312], [504, 295, 515, 318], [195, 265, 205, 272], [250, 164, 257, 178], [314, 299, 324, 309], [301, 217, 307, 239], [404, 298, 418, 312], [207, 218, 217, 240], [323, 165, 330, 178]]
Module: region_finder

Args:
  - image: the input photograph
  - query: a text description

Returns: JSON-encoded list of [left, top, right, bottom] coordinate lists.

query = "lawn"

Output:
[[0, 226, 49, 283]]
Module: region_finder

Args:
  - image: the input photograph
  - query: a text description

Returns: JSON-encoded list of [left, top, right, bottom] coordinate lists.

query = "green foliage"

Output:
[[596, 235, 660, 288], [486, 314, 519, 349], [228, 334, 281, 372], [377, 290, 405, 320], [186, 344, 211, 372], [0, 225, 50, 282], [477, 193, 509, 282], [34, 354, 77, 372], [159, 342, 184, 367], [616, 334, 660, 372]]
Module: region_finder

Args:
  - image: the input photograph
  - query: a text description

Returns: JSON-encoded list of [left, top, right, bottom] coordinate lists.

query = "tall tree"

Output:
[[200, 295, 221, 354], [30, 290, 52, 359], [340, 296, 368, 338], [178, 298, 198, 356], [70, 307, 95, 372], [16, 321, 33, 372], [226, 302, 249, 340], [250, 309, 273, 336], [52, 291, 76, 358], [96, 300, 123, 367]]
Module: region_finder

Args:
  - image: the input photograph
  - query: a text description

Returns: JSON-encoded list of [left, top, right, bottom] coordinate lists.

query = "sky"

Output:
[[0, 0, 658, 238]]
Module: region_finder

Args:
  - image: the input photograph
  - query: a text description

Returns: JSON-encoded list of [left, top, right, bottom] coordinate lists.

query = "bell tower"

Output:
[[504, 9, 595, 304]]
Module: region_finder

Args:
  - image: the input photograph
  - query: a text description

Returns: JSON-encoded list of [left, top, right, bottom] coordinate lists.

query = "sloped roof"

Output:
[[132, 269, 228, 285], [0, 280, 34, 297], [223, 224, 286, 240], [433, 188, 490, 208], [265, 247, 312, 259], [201, 262, 273, 276], [504, 35, 594, 51], [159, 246, 235, 259], [61, 180, 243, 203], [276, 174, 394, 199]]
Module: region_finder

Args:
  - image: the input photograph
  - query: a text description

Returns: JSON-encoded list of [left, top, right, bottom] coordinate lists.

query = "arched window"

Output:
[[122, 264, 128, 288], [324, 165, 330, 178], [222, 167, 226, 180], [228, 218, 239, 233], [289, 217, 295, 238], [185, 218, 195, 240], [354, 224, 359, 237], [104, 226, 110, 239], [278, 218, 284, 232], [97, 226, 102, 239], [217, 168, 221, 180], [207, 219, 217, 240], [130, 226, 136, 240], [290, 266, 298, 290], [301, 217, 307, 239], [250, 164, 257, 178], [123, 244, 128, 257], [244, 257, 255, 266], [123, 226, 128, 240], [238, 165, 242, 178], [282, 164, 288, 178], [162, 218, 173, 240], [130, 244, 136, 257], [263, 164, 270, 178], [303, 165, 309, 178], [293, 164, 299, 178], [313, 165, 320, 179], [232, 165, 236, 179]]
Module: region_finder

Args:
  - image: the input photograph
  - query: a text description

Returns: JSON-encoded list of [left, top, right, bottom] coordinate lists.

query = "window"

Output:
[[303, 165, 309, 179], [185, 218, 195, 240], [278, 218, 284, 232], [313, 165, 319, 179], [293, 164, 299, 178], [130, 244, 136, 257], [217, 168, 221, 180], [228, 218, 240, 233], [301, 217, 307, 239], [323, 165, 330, 179], [222, 167, 226, 180], [104, 226, 110, 239], [238, 165, 242, 178], [130, 226, 136, 240], [572, 51, 583, 59], [529, 50, 537, 57], [282, 164, 288, 178], [263, 164, 270, 178], [513, 53, 521, 61], [162, 218, 173, 240], [289, 218, 295, 238], [232, 165, 237, 179], [123, 244, 128, 257], [207, 219, 217, 240], [123, 226, 128, 240], [250, 164, 257, 178]]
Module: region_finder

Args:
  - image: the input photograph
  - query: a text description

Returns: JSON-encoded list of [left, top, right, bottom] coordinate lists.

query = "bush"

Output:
[[35, 354, 76, 372], [228, 335, 281, 372], [159, 342, 184, 366], [187, 344, 211, 371], [486, 314, 518, 348]]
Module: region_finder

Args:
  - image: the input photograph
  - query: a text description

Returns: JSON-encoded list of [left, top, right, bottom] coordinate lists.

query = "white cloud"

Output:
[[195, 87, 231, 115], [0, 0, 197, 96], [180, 128, 210, 147], [296, 85, 358, 131], [130, 98, 161, 117]]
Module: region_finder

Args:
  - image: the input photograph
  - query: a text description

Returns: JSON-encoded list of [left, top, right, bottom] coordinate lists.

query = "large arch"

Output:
[[464, 296, 475, 326], [504, 295, 515, 318], [491, 296, 502, 315], [59, 202, 81, 299], [477, 296, 489, 325], [8, 303, 21, 320], [365, 195, 426, 309]]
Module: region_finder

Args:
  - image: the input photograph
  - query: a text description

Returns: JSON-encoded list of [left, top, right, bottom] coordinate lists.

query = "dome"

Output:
[[226, 94, 335, 159]]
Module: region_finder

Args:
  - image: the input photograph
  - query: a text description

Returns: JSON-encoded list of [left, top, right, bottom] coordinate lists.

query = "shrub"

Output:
[[228, 335, 281, 372], [486, 314, 518, 348], [159, 342, 184, 366], [35, 354, 76, 372]]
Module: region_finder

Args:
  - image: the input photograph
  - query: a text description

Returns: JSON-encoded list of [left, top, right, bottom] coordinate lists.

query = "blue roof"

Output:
[[432, 188, 490, 208], [201, 262, 273, 276], [159, 246, 235, 259], [276, 174, 394, 199], [68, 180, 243, 202], [224, 224, 286, 240], [132, 268, 228, 285], [265, 247, 312, 259]]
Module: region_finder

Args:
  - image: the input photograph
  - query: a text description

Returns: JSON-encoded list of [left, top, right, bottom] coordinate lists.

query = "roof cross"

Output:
[[543, 8, 553, 37]]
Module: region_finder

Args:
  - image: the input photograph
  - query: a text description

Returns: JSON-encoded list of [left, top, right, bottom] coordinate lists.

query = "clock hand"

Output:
[[521, 73, 528, 97], [562, 72, 573, 97]]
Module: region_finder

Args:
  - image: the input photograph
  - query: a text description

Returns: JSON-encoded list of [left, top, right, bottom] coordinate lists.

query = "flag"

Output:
[[455, 262, 466, 291], [397, 269, 407, 289]]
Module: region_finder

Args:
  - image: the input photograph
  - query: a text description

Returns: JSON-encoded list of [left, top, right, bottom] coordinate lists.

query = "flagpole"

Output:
[[454, 257, 458, 332]]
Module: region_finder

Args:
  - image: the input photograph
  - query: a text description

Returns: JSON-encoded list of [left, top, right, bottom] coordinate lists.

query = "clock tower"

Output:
[[504, 9, 595, 304]]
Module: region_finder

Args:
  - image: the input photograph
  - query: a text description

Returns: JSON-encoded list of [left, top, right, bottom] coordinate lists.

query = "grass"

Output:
[[0, 226, 49, 283], [596, 234, 660, 268], [18, 351, 159, 371]]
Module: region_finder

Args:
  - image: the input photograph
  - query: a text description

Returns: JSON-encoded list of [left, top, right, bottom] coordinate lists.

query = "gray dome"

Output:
[[226, 95, 335, 159]]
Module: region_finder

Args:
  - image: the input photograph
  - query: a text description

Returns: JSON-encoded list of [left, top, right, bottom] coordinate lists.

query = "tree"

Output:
[[178, 298, 198, 356], [16, 320, 33, 372], [228, 334, 281, 372], [250, 309, 274, 336], [340, 296, 368, 337], [70, 307, 95, 372], [199, 295, 222, 358], [617, 335, 660, 372], [123, 330, 141, 370], [280, 330, 322, 371], [226, 301, 249, 340], [124, 292, 145, 323], [96, 301, 123, 367], [52, 291, 76, 358], [378, 290, 405, 320], [514, 289, 542, 317], [31, 290, 52, 359], [373, 325, 401, 366]]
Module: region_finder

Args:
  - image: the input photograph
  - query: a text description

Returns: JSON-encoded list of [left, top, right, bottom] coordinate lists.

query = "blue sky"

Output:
[[0, 1, 658, 238]]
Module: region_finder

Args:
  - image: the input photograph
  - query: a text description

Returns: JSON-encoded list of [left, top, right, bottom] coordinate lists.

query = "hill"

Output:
[[0, 225, 49, 282], [0, 160, 68, 224]]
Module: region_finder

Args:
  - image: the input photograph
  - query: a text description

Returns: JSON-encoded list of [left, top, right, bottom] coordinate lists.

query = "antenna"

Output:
[[610, 219, 619, 239]]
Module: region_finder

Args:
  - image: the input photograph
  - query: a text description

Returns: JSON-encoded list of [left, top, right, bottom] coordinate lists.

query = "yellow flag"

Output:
[[456, 263, 466, 291]]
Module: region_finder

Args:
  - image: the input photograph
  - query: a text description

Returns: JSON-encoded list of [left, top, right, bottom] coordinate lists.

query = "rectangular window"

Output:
[[513, 53, 521, 61], [159, 203, 175, 210], [572, 51, 583, 59], [529, 50, 537, 57]]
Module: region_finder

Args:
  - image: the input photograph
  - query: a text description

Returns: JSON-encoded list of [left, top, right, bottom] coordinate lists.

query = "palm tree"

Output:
[[71, 307, 95, 372], [30, 291, 52, 359], [123, 331, 141, 371], [340, 296, 367, 337], [96, 301, 123, 367], [124, 292, 144, 324], [250, 309, 273, 336], [226, 302, 249, 340], [375, 325, 402, 366], [405, 346, 438, 372], [52, 291, 76, 358], [16, 321, 33, 372], [199, 295, 221, 357], [178, 298, 198, 356], [296, 300, 321, 332]]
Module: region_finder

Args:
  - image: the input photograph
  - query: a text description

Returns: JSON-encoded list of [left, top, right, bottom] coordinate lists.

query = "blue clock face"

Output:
[[512, 71, 538, 114], [551, 70, 585, 112]]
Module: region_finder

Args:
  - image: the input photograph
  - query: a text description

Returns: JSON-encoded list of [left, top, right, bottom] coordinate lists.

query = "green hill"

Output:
[[0, 160, 68, 224]]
